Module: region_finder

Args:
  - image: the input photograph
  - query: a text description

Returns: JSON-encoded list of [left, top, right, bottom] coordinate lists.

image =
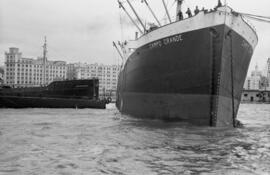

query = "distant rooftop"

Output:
[[5, 47, 66, 65]]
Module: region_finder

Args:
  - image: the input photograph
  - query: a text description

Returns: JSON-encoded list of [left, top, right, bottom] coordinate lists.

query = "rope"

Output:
[[244, 15, 270, 23], [239, 12, 270, 20], [235, 11, 270, 23]]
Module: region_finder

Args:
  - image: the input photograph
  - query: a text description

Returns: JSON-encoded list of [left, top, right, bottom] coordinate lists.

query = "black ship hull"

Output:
[[0, 96, 106, 109], [0, 79, 108, 109], [116, 18, 257, 127]]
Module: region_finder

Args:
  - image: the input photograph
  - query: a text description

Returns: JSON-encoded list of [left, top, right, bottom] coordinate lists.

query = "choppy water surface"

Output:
[[0, 104, 270, 175]]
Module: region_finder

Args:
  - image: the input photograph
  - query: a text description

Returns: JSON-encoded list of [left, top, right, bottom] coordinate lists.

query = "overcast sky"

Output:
[[0, 0, 269, 75]]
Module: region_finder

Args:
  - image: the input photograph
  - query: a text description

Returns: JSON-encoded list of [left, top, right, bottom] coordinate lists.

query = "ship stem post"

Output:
[[118, 0, 143, 34], [126, 0, 147, 33], [162, 0, 172, 23], [142, 0, 161, 26]]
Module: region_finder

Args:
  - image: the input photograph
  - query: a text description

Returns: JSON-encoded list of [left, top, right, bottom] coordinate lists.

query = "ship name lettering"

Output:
[[163, 35, 183, 45], [149, 41, 162, 49], [148, 35, 183, 50]]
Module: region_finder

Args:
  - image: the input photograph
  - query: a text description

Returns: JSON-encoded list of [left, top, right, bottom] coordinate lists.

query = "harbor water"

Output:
[[0, 104, 270, 175]]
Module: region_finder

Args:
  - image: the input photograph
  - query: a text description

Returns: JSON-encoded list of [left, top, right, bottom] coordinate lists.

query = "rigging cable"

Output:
[[244, 16, 270, 23], [119, 7, 124, 42], [117, 7, 126, 67], [161, 0, 178, 23], [235, 11, 270, 23], [239, 13, 270, 20], [160, 0, 176, 23]]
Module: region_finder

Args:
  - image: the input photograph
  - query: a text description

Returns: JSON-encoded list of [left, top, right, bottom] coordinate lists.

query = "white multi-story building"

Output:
[[67, 63, 120, 95], [244, 65, 262, 90], [4, 47, 66, 87]]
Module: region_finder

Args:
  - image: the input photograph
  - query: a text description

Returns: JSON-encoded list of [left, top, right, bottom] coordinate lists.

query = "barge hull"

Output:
[[0, 96, 106, 109]]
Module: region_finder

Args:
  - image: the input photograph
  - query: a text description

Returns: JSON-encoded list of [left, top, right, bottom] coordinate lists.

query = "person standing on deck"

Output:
[[186, 8, 192, 17], [201, 7, 208, 13], [177, 10, 183, 20], [194, 6, 200, 15]]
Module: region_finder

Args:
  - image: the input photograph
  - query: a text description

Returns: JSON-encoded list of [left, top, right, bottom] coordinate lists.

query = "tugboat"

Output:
[[0, 79, 110, 109], [115, 0, 258, 127]]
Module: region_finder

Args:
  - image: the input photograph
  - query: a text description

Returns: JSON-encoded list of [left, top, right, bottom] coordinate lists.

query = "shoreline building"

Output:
[[4, 39, 67, 87], [242, 89, 270, 103], [0, 66, 4, 85], [242, 59, 270, 103], [243, 65, 263, 90], [67, 63, 120, 96], [267, 58, 270, 86]]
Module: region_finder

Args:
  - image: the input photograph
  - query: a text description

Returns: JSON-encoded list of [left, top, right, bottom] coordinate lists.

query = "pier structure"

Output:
[[241, 90, 270, 103]]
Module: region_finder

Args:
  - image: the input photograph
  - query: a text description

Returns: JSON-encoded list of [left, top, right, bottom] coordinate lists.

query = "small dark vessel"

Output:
[[0, 79, 109, 109]]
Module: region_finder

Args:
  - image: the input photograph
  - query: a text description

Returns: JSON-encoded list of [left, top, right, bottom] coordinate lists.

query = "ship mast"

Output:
[[118, 0, 144, 34], [43, 36, 48, 62], [42, 36, 48, 86], [162, 0, 172, 23], [141, 0, 161, 26], [126, 0, 147, 33], [176, 0, 184, 21]]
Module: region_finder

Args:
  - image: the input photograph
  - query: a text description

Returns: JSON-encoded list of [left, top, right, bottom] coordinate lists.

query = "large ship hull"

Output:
[[116, 7, 258, 127]]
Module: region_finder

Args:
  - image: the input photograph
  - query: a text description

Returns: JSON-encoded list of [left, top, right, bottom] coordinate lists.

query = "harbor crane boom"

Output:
[[118, 0, 144, 34], [126, 0, 147, 33], [162, 0, 172, 23], [141, 0, 161, 26]]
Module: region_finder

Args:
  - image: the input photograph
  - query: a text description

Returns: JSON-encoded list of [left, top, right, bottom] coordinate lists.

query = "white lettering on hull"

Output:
[[149, 34, 183, 49]]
